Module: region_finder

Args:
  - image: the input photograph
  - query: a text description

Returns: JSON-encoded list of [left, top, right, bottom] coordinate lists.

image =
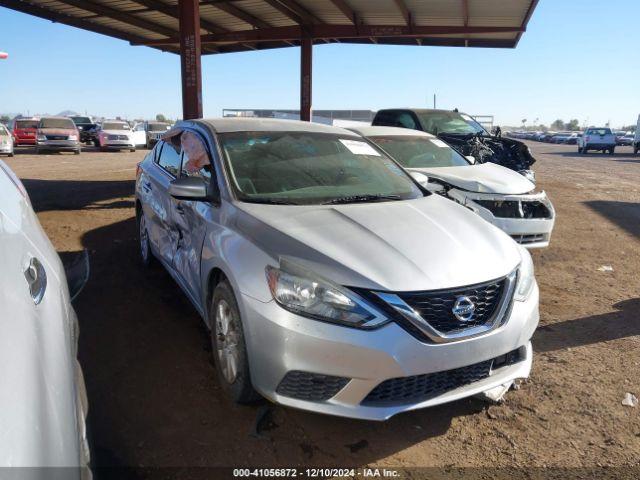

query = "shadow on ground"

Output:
[[533, 298, 640, 353], [22, 178, 135, 212], [584, 200, 640, 239]]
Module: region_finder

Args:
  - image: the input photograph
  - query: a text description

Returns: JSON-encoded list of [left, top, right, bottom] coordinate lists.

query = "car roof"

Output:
[[196, 117, 360, 136], [348, 125, 435, 138], [377, 108, 469, 116], [39, 116, 74, 121]]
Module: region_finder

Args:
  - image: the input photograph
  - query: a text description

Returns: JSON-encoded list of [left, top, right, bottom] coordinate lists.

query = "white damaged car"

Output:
[[95, 120, 136, 152], [353, 126, 555, 248]]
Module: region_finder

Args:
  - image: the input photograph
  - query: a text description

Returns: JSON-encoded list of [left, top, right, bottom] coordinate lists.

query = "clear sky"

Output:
[[1, 0, 638, 128]]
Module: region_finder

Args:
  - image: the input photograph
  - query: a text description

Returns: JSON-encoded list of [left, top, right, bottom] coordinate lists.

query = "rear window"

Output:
[[39, 118, 76, 129], [70, 116, 92, 124], [586, 128, 612, 135], [16, 120, 38, 129]]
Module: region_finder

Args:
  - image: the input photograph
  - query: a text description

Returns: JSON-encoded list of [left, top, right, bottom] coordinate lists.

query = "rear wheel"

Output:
[[130, 148, 136, 153], [608, 147, 615, 155], [634, 145, 639, 155], [137, 209, 154, 267], [210, 280, 260, 404]]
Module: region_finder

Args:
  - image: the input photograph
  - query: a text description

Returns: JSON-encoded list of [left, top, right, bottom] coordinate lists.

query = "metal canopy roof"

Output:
[[1, 0, 539, 54]]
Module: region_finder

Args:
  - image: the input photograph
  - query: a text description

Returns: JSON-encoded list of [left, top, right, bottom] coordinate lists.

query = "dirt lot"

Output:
[[4, 142, 640, 476]]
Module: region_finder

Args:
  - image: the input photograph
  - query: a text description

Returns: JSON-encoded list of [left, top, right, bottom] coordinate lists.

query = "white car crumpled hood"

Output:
[[411, 163, 536, 195], [235, 194, 521, 293]]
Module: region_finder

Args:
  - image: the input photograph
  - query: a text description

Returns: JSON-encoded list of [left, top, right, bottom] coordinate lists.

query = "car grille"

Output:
[[473, 199, 552, 219], [46, 135, 68, 141], [396, 278, 506, 335], [362, 348, 523, 406], [276, 371, 349, 402], [108, 134, 129, 141], [511, 233, 546, 245]]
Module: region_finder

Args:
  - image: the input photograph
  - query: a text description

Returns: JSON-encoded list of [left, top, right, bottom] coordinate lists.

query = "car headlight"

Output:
[[69, 134, 78, 141], [37, 134, 46, 141], [515, 247, 535, 301], [265, 264, 388, 329]]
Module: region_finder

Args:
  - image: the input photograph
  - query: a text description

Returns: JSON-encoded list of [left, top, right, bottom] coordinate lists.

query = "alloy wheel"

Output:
[[215, 300, 240, 384]]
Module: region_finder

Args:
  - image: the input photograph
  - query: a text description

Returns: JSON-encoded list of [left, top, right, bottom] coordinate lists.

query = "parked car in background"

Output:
[[634, 115, 640, 154], [69, 116, 98, 145], [353, 126, 555, 249], [0, 124, 14, 157], [36, 117, 81, 155], [0, 159, 90, 474], [617, 133, 633, 146], [577, 127, 616, 154], [372, 109, 536, 180], [614, 131, 628, 145], [9, 117, 39, 146], [564, 133, 580, 145], [136, 118, 538, 420], [95, 120, 136, 152], [132, 121, 172, 149]]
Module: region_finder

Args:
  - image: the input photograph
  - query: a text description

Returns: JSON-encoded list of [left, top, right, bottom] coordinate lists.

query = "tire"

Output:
[[210, 280, 260, 404], [609, 147, 615, 155], [8, 152, 13, 157], [137, 209, 155, 268], [130, 148, 136, 153], [74, 149, 81, 155], [634, 146, 639, 155]]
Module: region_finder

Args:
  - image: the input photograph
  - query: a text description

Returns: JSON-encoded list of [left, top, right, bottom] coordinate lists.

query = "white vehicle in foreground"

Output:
[[95, 120, 136, 152], [0, 160, 90, 476], [634, 115, 640, 155], [352, 126, 556, 248]]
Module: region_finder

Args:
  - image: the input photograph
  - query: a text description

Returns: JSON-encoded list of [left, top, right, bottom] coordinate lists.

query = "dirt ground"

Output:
[[4, 142, 640, 476]]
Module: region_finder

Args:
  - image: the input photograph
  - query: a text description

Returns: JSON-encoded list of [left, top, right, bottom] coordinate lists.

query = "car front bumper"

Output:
[[37, 140, 80, 151], [240, 283, 538, 421], [0, 144, 13, 153], [102, 141, 134, 149], [448, 189, 556, 249]]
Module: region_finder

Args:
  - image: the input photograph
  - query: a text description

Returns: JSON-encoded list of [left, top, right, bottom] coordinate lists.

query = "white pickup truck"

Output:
[[634, 115, 640, 155], [577, 127, 616, 154]]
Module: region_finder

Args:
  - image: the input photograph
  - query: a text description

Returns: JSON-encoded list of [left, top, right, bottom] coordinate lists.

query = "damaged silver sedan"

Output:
[[135, 118, 538, 420], [353, 126, 555, 248]]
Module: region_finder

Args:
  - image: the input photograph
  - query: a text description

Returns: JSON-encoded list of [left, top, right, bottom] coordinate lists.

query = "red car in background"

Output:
[[9, 118, 39, 146]]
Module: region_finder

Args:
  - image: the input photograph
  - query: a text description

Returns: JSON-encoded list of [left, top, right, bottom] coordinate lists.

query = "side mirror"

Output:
[[465, 155, 476, 164], [169, 176, 209, 201], [409, 171, 430, 186]]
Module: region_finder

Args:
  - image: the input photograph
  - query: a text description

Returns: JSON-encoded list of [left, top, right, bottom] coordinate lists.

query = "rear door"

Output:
[[143, 140, 182, 265]]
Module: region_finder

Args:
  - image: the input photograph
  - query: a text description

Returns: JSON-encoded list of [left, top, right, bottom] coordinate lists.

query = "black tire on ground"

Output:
[[8, 152, 14, 157], [210, 280, 261, 404], [136, 209, 155, 268], [130, 148, 136, 153], [634, 146, 639, 155], [608, 148, 615, 155], [74, 149, 81, 155]]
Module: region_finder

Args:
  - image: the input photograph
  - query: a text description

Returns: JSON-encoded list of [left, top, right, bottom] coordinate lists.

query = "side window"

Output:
[[395, 113, 417, 130], [374, 111, 396, 127], [156, 140, 181, 177], [180, 131, 212, 181]]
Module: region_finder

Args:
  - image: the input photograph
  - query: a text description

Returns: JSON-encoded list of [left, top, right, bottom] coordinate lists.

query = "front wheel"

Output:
[[210, 281, 260, 404], [634, 145, 639, 155], [130, 148, 136, 153]]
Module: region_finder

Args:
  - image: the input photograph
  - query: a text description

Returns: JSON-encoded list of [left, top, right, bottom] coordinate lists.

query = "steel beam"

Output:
[[179, 0, 203, 119], [300, 33, 312, 122]]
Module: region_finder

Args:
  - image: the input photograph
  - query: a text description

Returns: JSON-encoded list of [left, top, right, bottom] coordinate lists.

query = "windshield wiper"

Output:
[[240, 197, 299, 205], [323, 194, 402, 205]]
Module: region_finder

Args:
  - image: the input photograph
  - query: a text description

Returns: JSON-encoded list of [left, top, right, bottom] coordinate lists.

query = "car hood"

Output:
[[234, 195, 521, 292], [409, 163, 535, 195], [38, 128, 77, 136]]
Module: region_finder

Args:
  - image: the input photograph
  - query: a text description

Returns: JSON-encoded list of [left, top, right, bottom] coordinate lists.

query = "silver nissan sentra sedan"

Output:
[[135, 118, 539, 421]]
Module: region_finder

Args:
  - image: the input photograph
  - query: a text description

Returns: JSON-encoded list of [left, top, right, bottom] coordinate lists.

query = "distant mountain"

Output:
[[57, 110, 80, 117]]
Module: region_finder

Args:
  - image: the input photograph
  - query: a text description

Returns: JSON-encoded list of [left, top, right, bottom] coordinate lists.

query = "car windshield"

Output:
[[102, 122, 129, 130], [148, 122, 169, 131], [39, 118, 75, 129], [367, 135, 470, 168], [70, 116, 91, 124], [0, 125, 9, 136], [219, 131, 424, 205], [417, 111, 488, 136], [16, 120, 38, 129]]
